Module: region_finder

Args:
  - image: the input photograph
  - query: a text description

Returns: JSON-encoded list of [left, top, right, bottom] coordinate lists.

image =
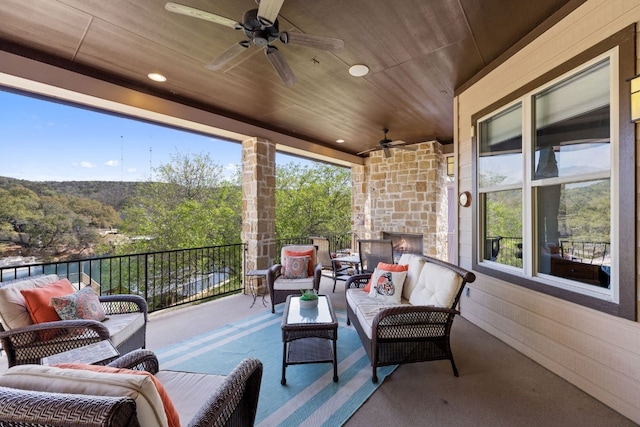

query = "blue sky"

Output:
[[0, 90, 309, 182]]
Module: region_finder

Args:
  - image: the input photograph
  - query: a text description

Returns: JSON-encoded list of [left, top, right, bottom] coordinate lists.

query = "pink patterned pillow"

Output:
[[283, 256, 310, 279], [50, 286, 106, 321]]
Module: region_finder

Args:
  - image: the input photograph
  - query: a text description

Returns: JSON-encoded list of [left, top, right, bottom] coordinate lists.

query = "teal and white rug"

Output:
[[155, 307, 396, 426]]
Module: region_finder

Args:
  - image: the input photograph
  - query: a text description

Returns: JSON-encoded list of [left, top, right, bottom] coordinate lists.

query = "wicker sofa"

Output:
[[345, 254, 475, 383], [0, 274, 147, 367], [0, 350, 263, 427]]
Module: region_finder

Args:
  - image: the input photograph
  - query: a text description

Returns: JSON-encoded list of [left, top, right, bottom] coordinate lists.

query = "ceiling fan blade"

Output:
[[279, 32, 344, 52], [357, 146, 381, 156], [205, 42, 250, 70], [257, 0, 285, 26], [165, 2, 241, 29], [265, 46, 296, 87]]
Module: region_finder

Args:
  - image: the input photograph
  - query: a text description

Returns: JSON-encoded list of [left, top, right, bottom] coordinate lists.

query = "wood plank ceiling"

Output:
[[0, 0, 580, 158]]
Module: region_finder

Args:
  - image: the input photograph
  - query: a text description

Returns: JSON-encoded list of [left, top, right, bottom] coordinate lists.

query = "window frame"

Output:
[[470, 25, 636, 320]]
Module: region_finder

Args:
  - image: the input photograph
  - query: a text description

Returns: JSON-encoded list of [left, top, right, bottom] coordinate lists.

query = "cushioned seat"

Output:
[[345, 254, 475, 383], [267, 244, 322, 313], [0, 274, 148, 367], [0, 350, 263, 427]]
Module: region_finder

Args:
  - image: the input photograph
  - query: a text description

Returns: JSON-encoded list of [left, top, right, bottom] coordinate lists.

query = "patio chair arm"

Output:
[[345, 273, 371, 291], [0, 320, 111, 367], [189, 358, 263, 427], [108, 349, 159, 374], [0, 386, 139, 427], [99, 294, 148, 320]]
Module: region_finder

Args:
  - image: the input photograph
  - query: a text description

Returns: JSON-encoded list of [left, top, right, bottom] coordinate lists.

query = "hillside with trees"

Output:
[[0, 155, 352, 264]]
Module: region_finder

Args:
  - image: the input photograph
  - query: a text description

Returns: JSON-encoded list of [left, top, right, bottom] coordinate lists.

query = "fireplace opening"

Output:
[[382, 233, 423, 261]]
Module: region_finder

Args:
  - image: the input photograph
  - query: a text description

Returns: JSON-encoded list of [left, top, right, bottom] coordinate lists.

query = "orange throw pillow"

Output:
[[20, 279, 75, 324], [284, 249, 315, 277], [54, 363, 181, 427], [363, 262, 409, 292]]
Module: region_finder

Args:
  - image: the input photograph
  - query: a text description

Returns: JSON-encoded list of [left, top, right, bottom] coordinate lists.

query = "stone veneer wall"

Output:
[[351, 141, 448, 258], [241, 137, 276, 271]]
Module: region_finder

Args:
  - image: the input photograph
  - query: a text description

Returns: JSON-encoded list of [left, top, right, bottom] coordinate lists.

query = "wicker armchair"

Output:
[[267, 244, 322, 313], [0, 350, 263, 427], [0, 274, 148, 367]]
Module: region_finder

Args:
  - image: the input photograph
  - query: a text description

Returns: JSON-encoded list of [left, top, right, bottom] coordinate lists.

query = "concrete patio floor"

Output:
[[1, 275, 636, 426]]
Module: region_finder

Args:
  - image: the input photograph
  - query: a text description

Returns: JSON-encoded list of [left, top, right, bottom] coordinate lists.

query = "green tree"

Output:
[[275, 163, 351, 239], [117, 152, 242, 253]]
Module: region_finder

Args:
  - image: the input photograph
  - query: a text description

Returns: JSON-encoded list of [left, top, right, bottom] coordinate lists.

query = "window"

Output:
[[471, 27, 636, 319]]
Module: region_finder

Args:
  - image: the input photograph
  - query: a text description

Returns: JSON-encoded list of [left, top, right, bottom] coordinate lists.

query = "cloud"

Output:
[[105, 160, 120, 167], [80, 161, 97, 168]]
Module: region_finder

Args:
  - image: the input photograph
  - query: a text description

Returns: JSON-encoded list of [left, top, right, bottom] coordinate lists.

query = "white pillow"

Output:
[[0, 274, 61, 329], [367, 267, 407, 305], [0, 365, 169, 427], [409, 262, 463, 308]]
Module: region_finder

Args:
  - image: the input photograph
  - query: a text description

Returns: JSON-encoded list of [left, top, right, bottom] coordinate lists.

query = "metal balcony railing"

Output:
[[0, 243, 246, 313]]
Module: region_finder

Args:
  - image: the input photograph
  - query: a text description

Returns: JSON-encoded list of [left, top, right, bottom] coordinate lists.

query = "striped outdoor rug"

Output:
[[155, 306, 396, 426]]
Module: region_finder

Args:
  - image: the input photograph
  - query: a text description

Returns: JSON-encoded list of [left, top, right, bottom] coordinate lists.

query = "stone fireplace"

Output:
[[350, 141, 449, 259]]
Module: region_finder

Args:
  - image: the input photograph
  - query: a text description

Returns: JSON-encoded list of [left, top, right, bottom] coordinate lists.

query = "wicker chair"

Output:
[[0, 350, 263, 427], [358, 239, 394, 273], [267, 244, 322, 313], [0, 274, 148, 367]]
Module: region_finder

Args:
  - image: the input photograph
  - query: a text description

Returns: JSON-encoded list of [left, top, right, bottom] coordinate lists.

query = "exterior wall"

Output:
[[351, 142, 448, 258], [455, 0, 640, 422]]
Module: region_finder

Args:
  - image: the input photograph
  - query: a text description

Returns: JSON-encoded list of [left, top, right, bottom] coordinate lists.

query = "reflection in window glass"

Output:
[[537, 180, 610, 287], [534, 59, 610, 179], [479, 103, 522, 188], [482, 189, 522, 268]]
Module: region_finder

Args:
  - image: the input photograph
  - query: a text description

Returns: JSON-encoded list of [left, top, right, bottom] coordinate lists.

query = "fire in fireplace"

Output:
[[382, 233, 423, 261]]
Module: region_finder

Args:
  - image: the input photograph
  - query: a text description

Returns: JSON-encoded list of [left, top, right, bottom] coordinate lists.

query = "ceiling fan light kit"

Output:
[[165, 1, 344, 86]]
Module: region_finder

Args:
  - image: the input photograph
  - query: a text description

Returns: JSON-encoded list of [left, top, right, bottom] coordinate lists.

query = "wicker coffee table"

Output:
[[281, 295, 338, 385]]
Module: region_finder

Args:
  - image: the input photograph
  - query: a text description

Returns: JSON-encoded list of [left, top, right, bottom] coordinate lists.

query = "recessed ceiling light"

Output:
[[148, 73, 167, 82], [349, 64, 369, 77], [336, 139, 345, 143]]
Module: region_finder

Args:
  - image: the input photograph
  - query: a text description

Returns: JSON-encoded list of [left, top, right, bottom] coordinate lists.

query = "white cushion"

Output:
[[409, 262, 462, 308], [156, 370, 225, 426], [367, 267, 407, 305], [0, 274, 61, 329], [0, 364, 168, 427], [398, 254, 426, 300], [273, 277, 315, 291]]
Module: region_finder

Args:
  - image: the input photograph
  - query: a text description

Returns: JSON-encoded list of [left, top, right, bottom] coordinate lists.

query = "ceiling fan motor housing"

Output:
[[242, 9, 279, 46]]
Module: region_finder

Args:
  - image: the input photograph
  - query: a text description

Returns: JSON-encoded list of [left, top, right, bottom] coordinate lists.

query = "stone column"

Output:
[[241, 137, 276, 272]]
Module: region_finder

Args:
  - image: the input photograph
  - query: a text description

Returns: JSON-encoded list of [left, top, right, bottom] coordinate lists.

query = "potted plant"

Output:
[[299, 289, 319, 309]]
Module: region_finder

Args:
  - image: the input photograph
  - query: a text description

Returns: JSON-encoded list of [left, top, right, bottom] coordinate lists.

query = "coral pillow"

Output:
[[20, 279, 75, 324], [54, 363, 181, 427], [284, 249, 315, 276], [363, 262, 408, 293], [50, 286, 107, 322], [283, 256, 309, 279]]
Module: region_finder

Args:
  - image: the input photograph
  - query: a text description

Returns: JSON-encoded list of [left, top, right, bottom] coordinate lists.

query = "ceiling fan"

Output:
[[165, 1, 344, 87], [357, 128, 418, 158]]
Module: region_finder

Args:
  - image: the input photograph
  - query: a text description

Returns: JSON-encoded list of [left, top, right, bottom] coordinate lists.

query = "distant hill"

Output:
[[0, 176, 153, 211]]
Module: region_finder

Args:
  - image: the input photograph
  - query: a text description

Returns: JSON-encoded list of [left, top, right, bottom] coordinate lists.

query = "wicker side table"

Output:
[[281, 295, 338, 385]]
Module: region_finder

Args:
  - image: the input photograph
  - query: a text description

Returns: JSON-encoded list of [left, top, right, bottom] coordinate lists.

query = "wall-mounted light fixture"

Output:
[[630, 74, 640, 122]]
